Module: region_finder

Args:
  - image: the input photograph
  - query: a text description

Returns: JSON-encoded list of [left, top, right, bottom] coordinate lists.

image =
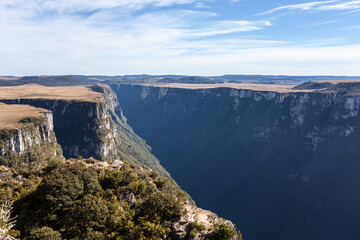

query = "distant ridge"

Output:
[[1, 74, 360, 87]]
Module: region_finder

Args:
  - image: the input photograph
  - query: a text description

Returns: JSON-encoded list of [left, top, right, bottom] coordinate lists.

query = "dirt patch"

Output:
[[0, 103, 49, 129], [0, 84, 103, 102]]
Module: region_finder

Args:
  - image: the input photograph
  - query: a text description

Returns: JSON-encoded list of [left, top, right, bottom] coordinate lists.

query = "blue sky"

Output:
[[1, 0, 360, 76]]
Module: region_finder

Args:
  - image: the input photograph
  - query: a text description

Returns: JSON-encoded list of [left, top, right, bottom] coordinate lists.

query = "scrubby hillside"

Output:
[[0, 159, 241, 240]]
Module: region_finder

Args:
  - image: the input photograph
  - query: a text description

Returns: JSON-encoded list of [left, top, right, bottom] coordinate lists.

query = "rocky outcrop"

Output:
[[111, 83, 360, 240], [0, 110, 62, 169], [0, 234, 16, 240], [0, 111, 53, 155], [171, 202, 235, 240]]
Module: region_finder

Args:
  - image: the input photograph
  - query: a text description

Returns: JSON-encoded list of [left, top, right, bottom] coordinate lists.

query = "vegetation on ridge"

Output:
[[0, 159, 242, 240]]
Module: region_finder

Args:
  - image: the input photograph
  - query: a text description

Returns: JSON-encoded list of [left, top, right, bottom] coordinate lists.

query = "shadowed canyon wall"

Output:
[[112, 84, 360, 240]]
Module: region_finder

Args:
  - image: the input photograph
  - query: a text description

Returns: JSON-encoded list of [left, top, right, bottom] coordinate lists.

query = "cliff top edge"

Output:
[[138, 83, 309, 93], [0, 84, 103, 102], [137, 80, 360, 93], [0, 102, 50, 129]]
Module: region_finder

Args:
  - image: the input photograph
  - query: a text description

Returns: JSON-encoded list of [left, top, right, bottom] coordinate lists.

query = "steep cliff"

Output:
[[0, 103, 62, 169], [111, 83, 360, 240], [0, 99, 116, 160], [0, 85, 169, 177], [90, 84, 170, 177]]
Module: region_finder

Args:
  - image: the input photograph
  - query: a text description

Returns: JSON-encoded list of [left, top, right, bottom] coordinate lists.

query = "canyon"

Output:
[[1, 77, 360, 239], [0, 82, 242, 239], [111, 81, 360, 240]]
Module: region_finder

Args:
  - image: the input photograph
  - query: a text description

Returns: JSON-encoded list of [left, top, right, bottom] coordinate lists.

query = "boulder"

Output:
[[111, 160, 124, 168], [0, 234, 16, 240]]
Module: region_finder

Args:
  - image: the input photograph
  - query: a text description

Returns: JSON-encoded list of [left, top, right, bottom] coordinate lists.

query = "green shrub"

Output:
[[19, 117, 43, 126], [101, 170, 124, 189], [209, 222, 242, 240], [143, 178, 186, 220], [6, 160, 237, 240], [30, 226, 62, 240], [188, 222, 206, 238], [128, 180, 147, 195]]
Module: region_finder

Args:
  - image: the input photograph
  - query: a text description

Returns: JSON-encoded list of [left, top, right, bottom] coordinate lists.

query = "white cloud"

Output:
[[1, 0, 360, 76], [259, 0, 360, 15], [0, 0, 198, 16], [318, 0, 360, 10], [195, 2, 210, 8], [181, 20, 272, 37], [2, 44, 360, 76], [258, 0, 338, 15], [308, 19, 339, 26]]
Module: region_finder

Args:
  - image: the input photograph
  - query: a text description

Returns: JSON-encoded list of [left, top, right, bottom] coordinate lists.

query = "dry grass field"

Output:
[[140, 83, 314, 93], [0, 84, 103, 102], [0, 103, 49, 129], [313, 80, 360, 84], [0, 76, 20, 81]]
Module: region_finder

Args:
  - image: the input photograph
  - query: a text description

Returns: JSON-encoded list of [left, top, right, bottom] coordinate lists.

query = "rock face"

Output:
[[0, 85, 170, 177], [0, 98, 117, 160], [112, 83, 360, 240], [0, 109, 62, 169], [0, 111, 53, 155]]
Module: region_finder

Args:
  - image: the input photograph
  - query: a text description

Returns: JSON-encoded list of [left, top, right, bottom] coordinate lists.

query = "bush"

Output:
[[128, 180, 147, 195], [19, 117, 43, 126], [101, 168, 139, 190], [143, 178, 186, 220], [36, 164, 101, 212], [188, 222, 206, 238], [30, 226, 62, 240], [101, 170, 124, 189], [209, 221, 242, 240]]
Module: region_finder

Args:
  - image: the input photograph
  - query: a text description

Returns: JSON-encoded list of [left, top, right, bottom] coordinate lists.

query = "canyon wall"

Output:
[[0, 85, 169, 176], [112, 84, 360, 240], [0, 109, 62, 169], [0, 99, 117, 160]]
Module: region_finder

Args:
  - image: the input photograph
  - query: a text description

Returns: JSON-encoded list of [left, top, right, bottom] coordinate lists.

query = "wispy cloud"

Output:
[[182, 21, 272, 37], [0, 0, 199, 15], [195, 2, 210, 8], [318, 0, 360, 10], [258, 0, 338, 15], [259, 0, 360, 15], [308, 20, 340, 26], [341, 24, 360, 29], [0, 2, 274, 60]]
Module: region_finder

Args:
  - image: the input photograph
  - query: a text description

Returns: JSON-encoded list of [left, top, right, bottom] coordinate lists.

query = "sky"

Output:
[[1, 0, 360, 76]]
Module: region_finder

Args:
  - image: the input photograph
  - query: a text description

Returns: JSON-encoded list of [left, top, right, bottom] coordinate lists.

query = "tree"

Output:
[[0, 200, 16, 234]]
